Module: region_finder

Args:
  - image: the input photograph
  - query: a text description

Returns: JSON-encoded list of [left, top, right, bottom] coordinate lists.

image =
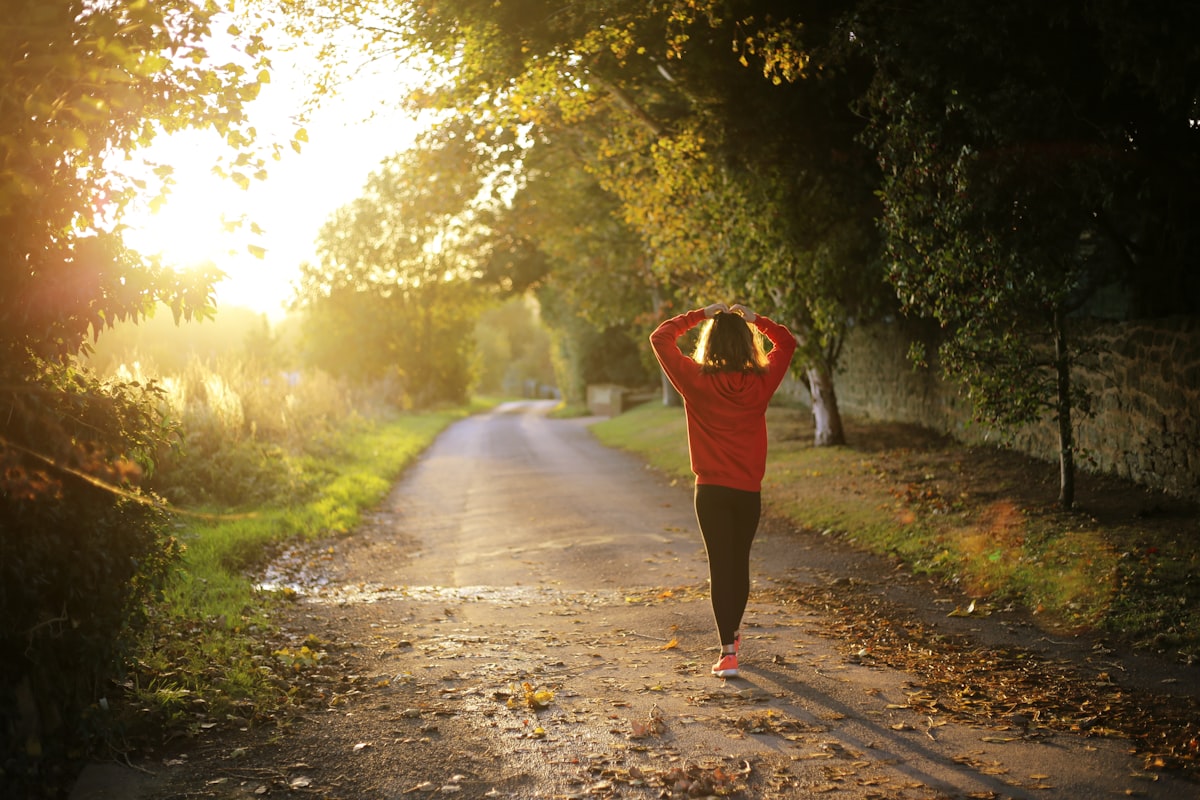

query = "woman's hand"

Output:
[[703, 302, 729, 318], [730, 304, 756, 322]]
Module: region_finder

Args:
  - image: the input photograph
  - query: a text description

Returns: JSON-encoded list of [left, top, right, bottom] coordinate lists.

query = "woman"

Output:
[[650, 302, 797, 678]]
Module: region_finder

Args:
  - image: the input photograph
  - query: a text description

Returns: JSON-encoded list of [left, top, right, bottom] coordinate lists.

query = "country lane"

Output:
[[78, 400, 1196, 800]]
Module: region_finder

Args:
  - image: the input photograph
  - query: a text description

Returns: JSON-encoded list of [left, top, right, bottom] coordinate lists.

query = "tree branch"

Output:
[[585, 71, 667, 138]]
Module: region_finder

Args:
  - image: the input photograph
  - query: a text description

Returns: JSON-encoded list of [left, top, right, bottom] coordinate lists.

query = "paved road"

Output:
[[76, 400, 1196, 799]]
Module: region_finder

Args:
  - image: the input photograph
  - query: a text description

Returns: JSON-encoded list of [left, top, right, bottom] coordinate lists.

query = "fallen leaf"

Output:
[[403, 781, 434, 793]]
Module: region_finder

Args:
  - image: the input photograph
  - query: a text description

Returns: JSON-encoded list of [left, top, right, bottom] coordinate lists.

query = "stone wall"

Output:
[[787, 316, 1200, 502]]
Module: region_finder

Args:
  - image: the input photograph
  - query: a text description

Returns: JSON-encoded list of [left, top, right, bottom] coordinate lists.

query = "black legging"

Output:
[[694, 484, 761, 647]]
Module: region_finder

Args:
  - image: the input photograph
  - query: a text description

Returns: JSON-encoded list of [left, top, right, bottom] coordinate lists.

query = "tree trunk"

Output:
[[806, 364, 846, 446], [1053, 309, 1075, 509], [660, 371, 682, 407]]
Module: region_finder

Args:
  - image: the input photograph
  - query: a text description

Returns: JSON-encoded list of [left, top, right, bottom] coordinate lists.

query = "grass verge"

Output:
[[591, 401, 1199, 664], [119, 404, 484, 744]]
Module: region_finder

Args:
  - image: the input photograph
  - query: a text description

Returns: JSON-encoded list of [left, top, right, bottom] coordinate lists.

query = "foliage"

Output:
[[488, 135, 661, 402], [0, 365, 180, 792], [151, 362, 351, 508], [0, 4, 288, 788], [0, 492, 179, 784], [293, 146, 489, 407], [539, 290, 657, 405], [473, 296, 556, 397], [0, 0, 275, 367], [272, 0, 892, 445], [850, 0, 1200, 505], [506, 135, 658, 326]]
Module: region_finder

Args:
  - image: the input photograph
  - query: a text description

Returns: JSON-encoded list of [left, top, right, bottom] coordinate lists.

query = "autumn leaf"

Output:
[[507, 682, 554, 710], [948, 599, 976, 617]]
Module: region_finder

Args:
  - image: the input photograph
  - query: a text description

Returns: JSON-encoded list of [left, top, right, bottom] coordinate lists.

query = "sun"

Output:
[[117, 127, 311, 319], [122, 157, 249, 271], [116, 55, 430, 319]]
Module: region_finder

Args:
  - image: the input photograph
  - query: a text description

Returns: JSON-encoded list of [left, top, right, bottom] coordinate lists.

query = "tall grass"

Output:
[[114, 356, 361, 508]]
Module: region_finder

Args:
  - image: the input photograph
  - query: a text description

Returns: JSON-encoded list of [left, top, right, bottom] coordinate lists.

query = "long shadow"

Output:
[[724, 656, 1173, 800]]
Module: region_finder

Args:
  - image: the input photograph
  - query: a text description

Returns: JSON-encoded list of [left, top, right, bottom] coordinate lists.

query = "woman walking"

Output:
[[650, 302, 797, 677]]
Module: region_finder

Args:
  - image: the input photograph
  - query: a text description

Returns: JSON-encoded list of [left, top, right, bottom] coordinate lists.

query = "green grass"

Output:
[[591, 402, 1199, 661], [589, 402, 691, 476], [126, 406, 473, 732], [549, 402, 593, 419]]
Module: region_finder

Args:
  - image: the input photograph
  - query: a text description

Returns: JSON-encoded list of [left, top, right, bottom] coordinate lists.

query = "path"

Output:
[[75, 400, 1197, 799]]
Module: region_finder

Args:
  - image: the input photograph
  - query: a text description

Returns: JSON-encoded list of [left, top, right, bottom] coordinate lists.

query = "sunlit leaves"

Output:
[[1, 0, 274, 364], [290, 126, 309, 154], [273, 645, 324, 671], [273, 0, 890, 437]]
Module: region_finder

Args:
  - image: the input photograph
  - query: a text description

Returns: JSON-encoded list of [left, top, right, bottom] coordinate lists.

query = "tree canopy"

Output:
[[275, 0, 1198, 500], [276, 0, 895, 441], [852, 0, 1200, 505], [293, 144, 487, 406], [1, 0, 277, 367]]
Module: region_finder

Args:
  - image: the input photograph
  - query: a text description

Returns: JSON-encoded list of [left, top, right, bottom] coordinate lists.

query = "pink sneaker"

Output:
[[712, 653, 739, 678]]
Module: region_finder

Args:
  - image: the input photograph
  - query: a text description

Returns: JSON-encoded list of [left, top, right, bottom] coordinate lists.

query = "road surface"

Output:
[[77, 400, 1196, 799]]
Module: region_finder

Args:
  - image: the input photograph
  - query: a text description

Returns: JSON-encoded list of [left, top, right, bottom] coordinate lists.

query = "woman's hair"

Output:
[[693, 311, 769, 373]]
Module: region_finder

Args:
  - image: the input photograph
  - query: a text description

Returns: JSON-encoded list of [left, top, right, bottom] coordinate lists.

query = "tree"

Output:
[[1, 0, 278, 494], [852, 0, 1200, 507], [473, 296, 556, 397], [576, 4, 888, 443], [275, 0, 890, 444], [293, 144, 487, 407], [1, 0, 275, 784], [1, 0, 274, 365], [497, 135, 664, 404]]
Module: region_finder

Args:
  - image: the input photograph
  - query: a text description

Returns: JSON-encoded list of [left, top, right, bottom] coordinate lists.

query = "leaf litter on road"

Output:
[[767, 576, 1200, 778]]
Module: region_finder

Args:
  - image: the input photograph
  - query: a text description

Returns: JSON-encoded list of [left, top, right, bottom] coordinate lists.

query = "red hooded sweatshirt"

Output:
[[650, 309, 797, 492]]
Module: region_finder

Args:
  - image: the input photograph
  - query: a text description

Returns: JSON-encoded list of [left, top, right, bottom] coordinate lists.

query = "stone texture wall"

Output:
[[787, 316, 1200, 502], [1073, 319, 1200, 500]]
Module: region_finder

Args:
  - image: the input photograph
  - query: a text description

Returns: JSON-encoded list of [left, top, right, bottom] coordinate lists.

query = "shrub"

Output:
[[0, 363, 180, 794], [122, 357, 356, 508]]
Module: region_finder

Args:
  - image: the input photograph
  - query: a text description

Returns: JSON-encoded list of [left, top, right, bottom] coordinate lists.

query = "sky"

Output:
[[121, 36, 426, 321]]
